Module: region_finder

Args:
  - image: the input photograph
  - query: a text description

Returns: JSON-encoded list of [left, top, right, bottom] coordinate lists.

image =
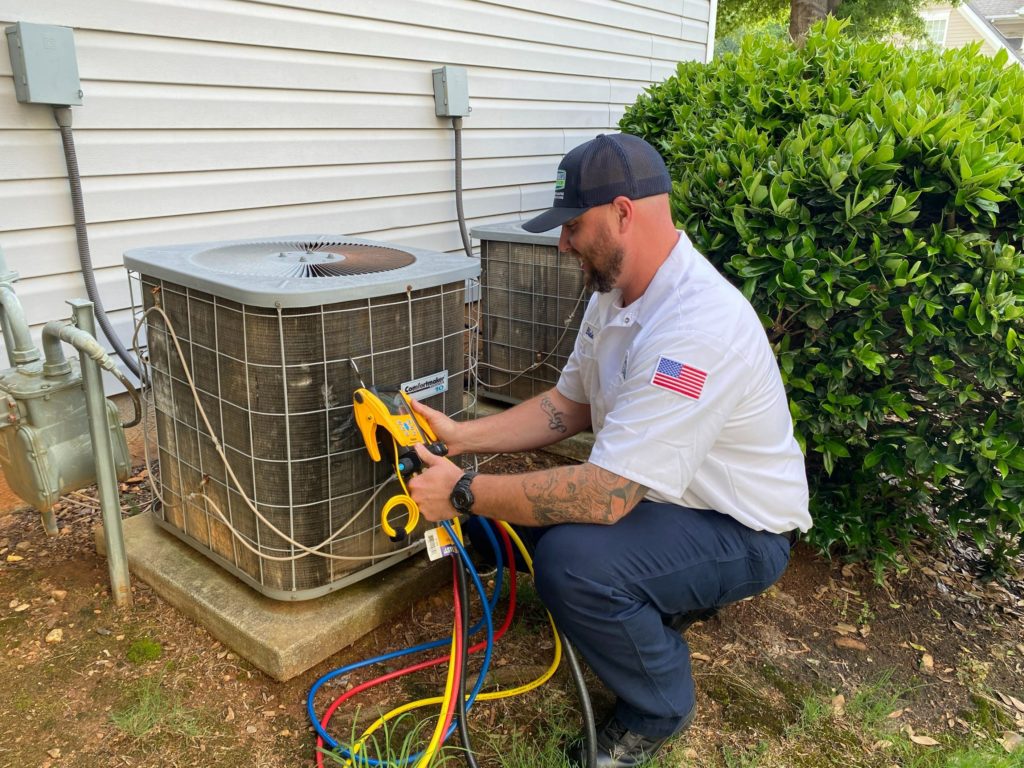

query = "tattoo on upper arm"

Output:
[[524, 464, 647, 526], [540, 395, 568, 434]]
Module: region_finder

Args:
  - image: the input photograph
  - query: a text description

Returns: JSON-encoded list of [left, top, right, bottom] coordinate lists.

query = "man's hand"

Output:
[[407, 442, 464, 522], [408, 398, 463, 457]]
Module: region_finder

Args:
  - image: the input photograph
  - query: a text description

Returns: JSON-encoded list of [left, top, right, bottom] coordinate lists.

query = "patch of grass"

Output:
[[701, 669, 796, 736], [485, 730, 572, 768], [758, 661, 813, 710], [723, 740, 770, 768], [796, 691, 832, 730], [9, 690, 34, 713], [318, 710, 461, 767], [471, 687, 583, 768], [941, 748, 1024, 768], [878, 733, 1024, 768], [110, 677, 208, 740], [845, 669, 917, 729], [775, 672, 1024, 768], [964, 694, 1018, 735], [125, 636, 163, 664]]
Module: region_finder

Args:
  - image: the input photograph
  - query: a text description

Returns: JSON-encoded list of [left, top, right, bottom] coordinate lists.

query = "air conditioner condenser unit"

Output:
[[471, 222, 589, 405], [124, 236, 479, 600]]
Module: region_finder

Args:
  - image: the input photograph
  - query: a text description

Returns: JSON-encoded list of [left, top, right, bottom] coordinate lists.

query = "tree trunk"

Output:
[[789, 0, 842, 45]]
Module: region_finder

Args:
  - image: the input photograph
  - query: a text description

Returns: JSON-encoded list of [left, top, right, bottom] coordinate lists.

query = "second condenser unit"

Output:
[[471, 222, 590, 404], [125, 236, 479, 600]]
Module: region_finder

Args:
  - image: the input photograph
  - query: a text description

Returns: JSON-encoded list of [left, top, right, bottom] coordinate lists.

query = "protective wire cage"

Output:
[[126, 238, 478, 601], [472, 223, 590, 404]]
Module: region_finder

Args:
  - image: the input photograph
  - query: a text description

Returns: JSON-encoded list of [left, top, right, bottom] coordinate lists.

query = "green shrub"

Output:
[[620, 19, 1024, 571]]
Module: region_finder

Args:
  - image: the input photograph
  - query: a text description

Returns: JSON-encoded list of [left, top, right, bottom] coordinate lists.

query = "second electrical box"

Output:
[[5, 22, 83, 106], [432, 65, 470, 117]]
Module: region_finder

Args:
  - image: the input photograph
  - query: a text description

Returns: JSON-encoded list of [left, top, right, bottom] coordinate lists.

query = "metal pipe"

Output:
[[69, 299, 132, 609], [40, 320, 73, 378], [0, 283, 41, 367], [41, 319, 142, 428], [0, 248, 18, 362]]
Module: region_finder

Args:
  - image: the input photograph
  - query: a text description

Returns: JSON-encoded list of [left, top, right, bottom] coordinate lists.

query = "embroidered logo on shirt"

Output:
[[583, 324, 595, 341], [650, 356, 707, 400]]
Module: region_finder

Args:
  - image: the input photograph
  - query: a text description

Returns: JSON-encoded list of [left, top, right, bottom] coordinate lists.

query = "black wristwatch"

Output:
[[450, 471, 478, 514]]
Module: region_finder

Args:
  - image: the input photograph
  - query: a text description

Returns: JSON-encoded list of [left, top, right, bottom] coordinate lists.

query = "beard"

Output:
[[578, 240, 624, 294]]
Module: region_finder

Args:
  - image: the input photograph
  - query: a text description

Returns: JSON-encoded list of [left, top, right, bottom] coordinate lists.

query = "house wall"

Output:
[[922, 2, 1024, 59], [0, 0, 711, 372], [946, 6, 999, 53]]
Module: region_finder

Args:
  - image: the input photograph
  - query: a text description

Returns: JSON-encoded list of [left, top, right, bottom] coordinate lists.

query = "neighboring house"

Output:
[[0, 1, 717, 372], [920, 1, 1024, 65]]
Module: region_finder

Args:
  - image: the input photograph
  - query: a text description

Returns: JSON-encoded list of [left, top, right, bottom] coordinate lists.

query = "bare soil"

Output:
[[1, 452, 1022, 768]]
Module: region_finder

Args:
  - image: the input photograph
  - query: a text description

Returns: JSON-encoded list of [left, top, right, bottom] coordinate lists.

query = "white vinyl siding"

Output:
[[946, 7, 1000, 53], [0, 0, 710, 367], [921, 3, 1023, 61]]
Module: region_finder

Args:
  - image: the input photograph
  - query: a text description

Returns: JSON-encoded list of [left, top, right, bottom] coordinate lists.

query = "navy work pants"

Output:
[[469, 502, 792, 739]]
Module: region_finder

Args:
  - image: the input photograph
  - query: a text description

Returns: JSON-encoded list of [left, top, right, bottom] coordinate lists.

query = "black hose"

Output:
[[454, 555, 481, 768], [516, 531, 597, 768], [53, 107, 141, 379], [561, 632, 597, 768], [452, 117, 474, 260]]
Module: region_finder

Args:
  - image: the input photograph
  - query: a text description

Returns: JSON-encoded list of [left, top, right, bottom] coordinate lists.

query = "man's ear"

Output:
[[611, 196, 634, 233]]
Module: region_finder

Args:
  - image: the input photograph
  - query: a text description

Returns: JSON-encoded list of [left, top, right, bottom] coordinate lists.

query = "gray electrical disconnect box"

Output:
[[5, 22, 83, 106], [432, 65, 470, 117]]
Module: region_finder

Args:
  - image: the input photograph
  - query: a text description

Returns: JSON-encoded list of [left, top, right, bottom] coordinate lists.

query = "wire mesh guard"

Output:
[[478, 238, 590, 404], [130, 272, 477, 600]]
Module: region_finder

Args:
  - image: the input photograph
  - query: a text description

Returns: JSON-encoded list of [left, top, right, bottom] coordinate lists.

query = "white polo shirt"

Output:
[[557, 232, 811, 534]]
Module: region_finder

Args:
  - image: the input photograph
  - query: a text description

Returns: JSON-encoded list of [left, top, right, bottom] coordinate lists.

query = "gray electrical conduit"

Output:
[[41, 319, 141, 429], [53, 107, 142, 380], [452, 116, 474, 260]]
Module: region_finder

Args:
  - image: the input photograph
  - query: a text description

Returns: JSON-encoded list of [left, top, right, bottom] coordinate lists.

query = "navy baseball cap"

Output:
[[522, 133, 672, 233]]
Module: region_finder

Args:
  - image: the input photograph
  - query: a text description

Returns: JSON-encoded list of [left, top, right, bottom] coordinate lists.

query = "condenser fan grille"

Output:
[[123, 234, 479, 309], [192, 240, 417, 278]]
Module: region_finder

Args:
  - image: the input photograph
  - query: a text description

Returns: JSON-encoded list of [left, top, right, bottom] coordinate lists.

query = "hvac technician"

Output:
[[408, 133, 811, 768]]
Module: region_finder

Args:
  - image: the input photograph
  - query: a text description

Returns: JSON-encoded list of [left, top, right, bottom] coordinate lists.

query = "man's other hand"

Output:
[[407, 442, 464, 522]]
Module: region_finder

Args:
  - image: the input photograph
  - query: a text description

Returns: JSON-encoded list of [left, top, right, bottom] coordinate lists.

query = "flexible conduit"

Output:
[[452, 117, 474, 260], [53, 106, 141, 379]]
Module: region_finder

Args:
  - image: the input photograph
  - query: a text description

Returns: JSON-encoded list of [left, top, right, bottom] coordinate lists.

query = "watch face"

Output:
[[451, 473, 476, 512]]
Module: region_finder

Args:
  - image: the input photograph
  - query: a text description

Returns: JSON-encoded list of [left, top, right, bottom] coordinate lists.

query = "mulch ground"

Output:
[[1, 454, 1022, 768]]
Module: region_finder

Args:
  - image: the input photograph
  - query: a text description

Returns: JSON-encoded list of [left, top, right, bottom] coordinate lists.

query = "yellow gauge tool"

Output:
[[353, 386, 448, 542]]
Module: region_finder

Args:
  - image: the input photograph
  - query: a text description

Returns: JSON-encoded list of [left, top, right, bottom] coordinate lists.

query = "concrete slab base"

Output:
[[98, 512, 450, 681]]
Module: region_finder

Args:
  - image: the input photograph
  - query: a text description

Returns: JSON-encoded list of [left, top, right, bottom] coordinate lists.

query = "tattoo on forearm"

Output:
[[523, 464, 647, 525], [540, 395, 568, 434]]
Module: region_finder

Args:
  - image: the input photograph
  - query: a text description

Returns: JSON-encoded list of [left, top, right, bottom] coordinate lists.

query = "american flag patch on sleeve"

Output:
[[650, 356, 707, 400]]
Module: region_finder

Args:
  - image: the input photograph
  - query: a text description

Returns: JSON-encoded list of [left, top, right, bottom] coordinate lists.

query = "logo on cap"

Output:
[[553, 170, 566, 200]]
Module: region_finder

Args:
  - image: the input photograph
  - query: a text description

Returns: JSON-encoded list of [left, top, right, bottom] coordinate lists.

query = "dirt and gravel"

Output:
[[1, 452, 1022, 768]]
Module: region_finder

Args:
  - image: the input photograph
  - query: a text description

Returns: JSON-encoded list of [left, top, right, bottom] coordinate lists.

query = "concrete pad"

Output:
[[98, 512, 450, 681]]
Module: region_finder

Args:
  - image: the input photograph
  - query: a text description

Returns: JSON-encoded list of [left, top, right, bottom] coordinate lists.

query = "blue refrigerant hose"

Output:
[[307, 518, 498, 765]]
